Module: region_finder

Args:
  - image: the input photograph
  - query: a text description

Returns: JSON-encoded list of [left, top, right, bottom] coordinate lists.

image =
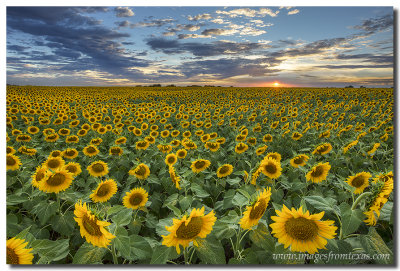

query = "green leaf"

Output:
[[196, 235, 226, 264], [379, 201, 393, 222], [271, 189, 284, 203], [128, 234, 153, 261], [249, 223, 275, 251], [31, 238, 70, 263], [219, 210, 240, 224], [304, 196, 337, 213], [156, 217, 173, 237], [111, 208, 132, 226], [72, 242, 107, 264], [226, 177, 241, 185], [359, 227, 393, 264], [112, 226, 131, 259], [179, 195, 192, 211], [191, 183, 210, 198], [51, 211, 76, 236], [232, 192, 249, 207], [107, 205, 126, 216], [150, 245, 177, 264], [31, 200, 59, 225], [7, 194, 29, 205], [165, 203, 181, 217], [340, 202, 364, 237], [212, 220, 237, 240]]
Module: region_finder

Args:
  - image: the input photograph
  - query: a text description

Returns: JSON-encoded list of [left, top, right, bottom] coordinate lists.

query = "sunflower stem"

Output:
[[183, 247, 189, 265], [111, 242, 118, 264], [351, 192, 372, 210]]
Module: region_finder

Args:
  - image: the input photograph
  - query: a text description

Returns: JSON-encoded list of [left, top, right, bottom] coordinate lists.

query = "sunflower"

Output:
[[191, 159, 211, 173], [31, 165, 50, 188], [27, 126, 40, 135], [312, 143, 333, 155], [165, 153, 178, 166], [74, 201, 115, 247], [6, 237, 34, 264], [259, 157, 282, 179], [162, 207, 216, 254], [115, 136, 127, 145], [346, 172, 372, 194], [216, 164, 234, 178], [306, 162, 331, 183], [263, 134, 273, 143], [158, 144, 173, 153], [6, 154, 22, 171], [43, 156, 65, 171], [265, 152, 282, 163], [109, 146, 123, 156], [291, 132, 303, 141], [45, 133, 59, 142], [129, 163, 150, 180], [270, 205, 337, 254], [182, 140, 197, 150], [16, 134, 31, 142], [205, 141, 220, 152], [256, 145, 268, 156], [87, 161, 109, 177], [235, 143, 248, 154], [367, 143, 380, 156], [83, 145, 100, 157], [136, 140, 150, 150], [66, 135, 79, 143], [18, 146, 37, 156], [123, 187, 148, 210], [239, 188, 271, 230], [169, 166, 181, 190], [49, 150, 62, 158], [62, 148, 79, 159], [64, 162, 82, 177], [6, 146, 16, 155], [176, 149, 187, 159], [343, 140, 358, 154], [364, 177, 393, 226], [90, 179, 118, 203], [38, 168, 73, 193], [290, 154, 309, 168]]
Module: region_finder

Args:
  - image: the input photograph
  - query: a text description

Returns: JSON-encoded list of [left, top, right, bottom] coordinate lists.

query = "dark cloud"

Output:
[[119, 18, 176, 28], [353, 13, 393, 35], [335, 53, 393, 64], [7, 44, 29, 52], [316, 64, 392, 69], [146, 38, 267, 57], [187, 13, 212, 21]]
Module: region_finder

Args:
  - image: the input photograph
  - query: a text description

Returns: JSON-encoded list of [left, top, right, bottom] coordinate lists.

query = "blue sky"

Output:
[[6, 6, 393, 87]]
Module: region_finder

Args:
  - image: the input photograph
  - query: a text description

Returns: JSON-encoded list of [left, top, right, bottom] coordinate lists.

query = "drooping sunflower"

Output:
[[364, 176, 393, 226], [62, 148, 79, 159], [306, 162, 331, 183], [31, 165, 50, 188], [165, 153, 178, 166], [290, 154, 309, 168], [87, 161, 109, 177], [38, 168, 73, 193], [123, 187, 148, 210], [162, 206, 217, 254], [74, 201, 115, 247], [83, 145, 100, 157], [129, 163, 150, 180], [64, 162, 82, 177], [346, 172, 372, 194], [191, 159, 211, 173], [367, 143, 380, 156], [239, 188, 271, 230], [270, 205, 337, 254], [6, 237, 34, 264], [343, 140, 358, 154], [259, 157, 282, 179], [169, 166, 181, 190], [216, 164, 234, 178], [43, 156, 65, 171], [90, 179, 118, 203], [312, 143, 333, 155], [235, 142, 248, 154], [6, 154, 22, 171]]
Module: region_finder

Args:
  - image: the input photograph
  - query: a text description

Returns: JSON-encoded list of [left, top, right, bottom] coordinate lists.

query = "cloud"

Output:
[[288, 9, 300, 15], [162, 24, 203, 37], [352, 14, 393, 35], [146, 38, 269, 57], [316, 64, 392, 69], [201, 28, 237, 36], [216, 8, 279, 18], [115, 7, 134, 17], [119, 18, 176, 28], [187, 13, 212, 21]]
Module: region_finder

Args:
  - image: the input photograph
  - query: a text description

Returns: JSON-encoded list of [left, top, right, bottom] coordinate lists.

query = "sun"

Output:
[[273, 82, 280, 87]]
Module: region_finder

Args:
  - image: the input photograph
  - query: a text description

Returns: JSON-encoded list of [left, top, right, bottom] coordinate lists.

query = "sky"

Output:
[[6, 6, 394, 87]]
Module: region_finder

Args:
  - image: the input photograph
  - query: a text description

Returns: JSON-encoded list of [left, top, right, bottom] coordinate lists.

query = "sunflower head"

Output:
[[176, 149, 187, 159], [6, 237, 34, 264], [169, 166, 181, 190], [83, 145, 99, 157], [239, 188, 271, 230], [62, 148, 79, 159], [74, 201, 115, 247], [306, 162, 331, 183], [162, 207, 216, 254], [270, 205, 337, 254], [31, 165, 50, 188], [235, 143, 249, 154], [44, 156, 65, 171], [123, 187, 148, 210], [216, 164, 234, 178], [90, 179, 118, 203], [6, 154, 22, 171], [165, 153, 178, 166], [265, 152, 282, 162], [87, 161, 109, 177], [64, 162, 82, 177], [109, 146, 123, 156], [259, 158, 282, 179], [346, 172, 372, 194], [290, 154, 309, 168], [191, 159, 211, 173], [38, 168, 73, 193], [129, 163, 150, 180]]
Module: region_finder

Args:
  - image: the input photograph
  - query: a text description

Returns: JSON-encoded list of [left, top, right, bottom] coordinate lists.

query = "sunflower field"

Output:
[[6, 85, 394, 265]]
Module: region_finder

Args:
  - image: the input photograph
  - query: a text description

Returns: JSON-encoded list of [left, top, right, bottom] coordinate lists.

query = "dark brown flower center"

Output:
[[284, 217, 319, 241], [66, 165, 77, 173], [219, 166, 230, 175], [86, 147, 97, 154], [194, 161, 206, 169], [176, 217, 203, 239], [167, 156, 176, 164], [7, 247, 19, 264], [311, 166, 324, 177], [47, 159, 61, 169], [111, 148, 121, 154], [129, 193, 143, 206], [96, 183, 111, 197], [82, 215, 102, 236], [36, 171, 45, 182], [7, 156, 16, 166], [46, 173, 66, 186], [135, 165, 147, 176], [66, 150, 76, 156], [92, 163, 105, 173], [351, 176, 366, 188], [263, 162, 277, 174], [249, 199, 267, 219]]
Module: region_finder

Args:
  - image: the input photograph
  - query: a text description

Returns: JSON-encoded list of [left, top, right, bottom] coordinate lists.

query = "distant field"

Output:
[[6, 86, 394, 264]]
